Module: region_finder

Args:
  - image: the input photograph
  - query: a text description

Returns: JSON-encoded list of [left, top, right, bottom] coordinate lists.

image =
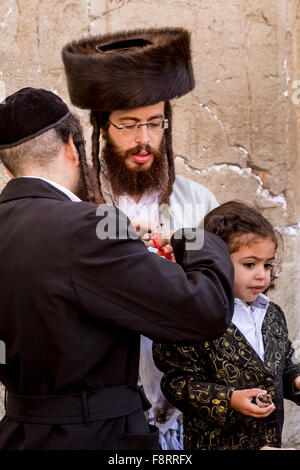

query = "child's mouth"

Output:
[[250, 286, 264, 293]]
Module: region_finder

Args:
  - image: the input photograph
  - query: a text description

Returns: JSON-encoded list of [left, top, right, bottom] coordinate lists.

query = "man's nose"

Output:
[[135, 125, 151, 146]]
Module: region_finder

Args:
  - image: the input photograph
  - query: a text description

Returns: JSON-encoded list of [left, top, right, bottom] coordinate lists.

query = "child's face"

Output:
[[230, 236, 276, 305]]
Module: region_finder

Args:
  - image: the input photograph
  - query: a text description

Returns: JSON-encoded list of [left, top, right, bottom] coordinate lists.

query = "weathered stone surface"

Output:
[[0, 0, 90, 103], [1, 0, 300, 447], [175, 157, 289, 227]]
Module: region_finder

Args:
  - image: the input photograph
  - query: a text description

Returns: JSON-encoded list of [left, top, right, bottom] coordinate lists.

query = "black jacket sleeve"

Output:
[[69, 205, 234, 343]]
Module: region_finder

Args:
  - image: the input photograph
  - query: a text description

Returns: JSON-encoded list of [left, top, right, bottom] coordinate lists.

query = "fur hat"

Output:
[[0, 87, 70, 149], [62, 28, 195, 112]]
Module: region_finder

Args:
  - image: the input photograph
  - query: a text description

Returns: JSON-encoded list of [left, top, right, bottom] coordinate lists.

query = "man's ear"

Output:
[[66, 134, 80, 167], [4, 167, 14, 179]]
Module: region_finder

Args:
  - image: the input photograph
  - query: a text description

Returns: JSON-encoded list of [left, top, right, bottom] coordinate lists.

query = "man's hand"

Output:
[[130, 218, 161, 237], [130, 217, 176, 261], [151, 232, 176, 262], [141, 230, 176, 262], [230, 389, 275, 418], [155, 243, 176, 263]]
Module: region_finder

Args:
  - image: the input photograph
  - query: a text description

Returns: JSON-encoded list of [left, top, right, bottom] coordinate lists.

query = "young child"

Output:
[[153, 201, 300, 450]]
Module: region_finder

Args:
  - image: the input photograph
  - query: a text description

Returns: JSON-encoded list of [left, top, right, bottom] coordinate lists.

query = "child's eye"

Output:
[[244, 263, 255, 268], [264, 264, 273, 270]]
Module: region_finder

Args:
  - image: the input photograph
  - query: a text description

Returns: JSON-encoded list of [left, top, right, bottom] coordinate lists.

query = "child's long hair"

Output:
[[204, 201, 282, 289]]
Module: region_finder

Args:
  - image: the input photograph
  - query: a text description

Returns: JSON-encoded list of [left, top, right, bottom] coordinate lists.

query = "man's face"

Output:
[[105, 101, 165, 172], [101, 101, 169, 198]]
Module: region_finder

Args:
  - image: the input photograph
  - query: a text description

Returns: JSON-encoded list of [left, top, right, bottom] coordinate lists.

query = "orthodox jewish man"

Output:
[[62, 27, 218, 448], [0, 87, 234, 450]]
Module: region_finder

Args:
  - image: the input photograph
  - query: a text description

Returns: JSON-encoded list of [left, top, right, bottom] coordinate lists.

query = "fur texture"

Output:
[[62, 28, 195, 111]]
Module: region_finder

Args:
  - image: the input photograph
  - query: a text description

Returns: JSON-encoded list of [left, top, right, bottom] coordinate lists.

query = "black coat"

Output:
[[0, 178, 234, 450], [153, 302, 300, 450]]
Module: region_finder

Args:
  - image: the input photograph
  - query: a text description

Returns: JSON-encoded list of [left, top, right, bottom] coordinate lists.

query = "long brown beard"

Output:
[[101, 135, 169, 198]]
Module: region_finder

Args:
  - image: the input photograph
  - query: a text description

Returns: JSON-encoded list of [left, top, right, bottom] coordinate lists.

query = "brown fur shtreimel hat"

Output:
[[0, 87, 70, 149], [62, 28, 195, 112]]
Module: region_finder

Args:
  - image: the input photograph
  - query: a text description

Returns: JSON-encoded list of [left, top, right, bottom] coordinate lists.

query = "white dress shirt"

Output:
[[232, 294, 270, 361], [115, 191, 160, 225]]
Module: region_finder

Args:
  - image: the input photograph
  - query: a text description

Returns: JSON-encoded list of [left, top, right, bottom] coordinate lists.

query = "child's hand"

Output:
[[260, 446, 296, 450], [294, 376, 300, 391], [230, 389, 275, 418]]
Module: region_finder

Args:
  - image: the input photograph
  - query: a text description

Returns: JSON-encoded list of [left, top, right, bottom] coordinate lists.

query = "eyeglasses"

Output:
[[108, 119, 169, 135]]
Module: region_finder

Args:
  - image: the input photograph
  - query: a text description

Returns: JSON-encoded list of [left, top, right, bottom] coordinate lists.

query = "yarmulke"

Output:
[[0, 87, 70, 149], [62, 28, 195, 112]]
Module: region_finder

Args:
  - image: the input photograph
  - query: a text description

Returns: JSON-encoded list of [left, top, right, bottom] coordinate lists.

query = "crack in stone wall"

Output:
[[175, 156, 288, 212], [278, 221, 300, 235]]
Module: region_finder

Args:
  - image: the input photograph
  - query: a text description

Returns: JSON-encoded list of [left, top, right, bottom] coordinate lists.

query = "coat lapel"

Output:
[[213, 323, 267, 373], [213, 305, 287, 376], [213, 320, 282, 376]]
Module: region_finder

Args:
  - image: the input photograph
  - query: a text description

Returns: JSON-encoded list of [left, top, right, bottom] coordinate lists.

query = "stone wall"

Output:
[[0, 0, 300, 448]]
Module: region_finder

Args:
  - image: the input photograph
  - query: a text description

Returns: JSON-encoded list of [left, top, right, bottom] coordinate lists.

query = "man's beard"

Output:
[[101, 135, 169, 199]]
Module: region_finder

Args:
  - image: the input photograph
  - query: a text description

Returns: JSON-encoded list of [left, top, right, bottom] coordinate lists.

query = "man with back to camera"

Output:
[[62, 27, 219, 448], [0, 87, 234, 450]]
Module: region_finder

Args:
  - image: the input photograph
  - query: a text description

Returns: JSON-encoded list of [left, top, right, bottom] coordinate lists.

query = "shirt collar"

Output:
[[234, 293, 270, 310], [21, 176, 81, 202], [111, 186, 160, 207]]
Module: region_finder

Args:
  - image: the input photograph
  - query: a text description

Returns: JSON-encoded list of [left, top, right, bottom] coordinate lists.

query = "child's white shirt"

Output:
[[232, 294, 270, 361]]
